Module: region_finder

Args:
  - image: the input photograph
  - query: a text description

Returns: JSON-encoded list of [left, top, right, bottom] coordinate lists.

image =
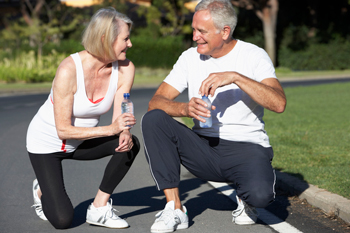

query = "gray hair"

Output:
[[195, 0, 237, 38], [82, 7, 133, 60]]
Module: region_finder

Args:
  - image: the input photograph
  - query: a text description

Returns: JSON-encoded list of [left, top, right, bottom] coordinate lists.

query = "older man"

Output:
[[141, 0, 286, 232]]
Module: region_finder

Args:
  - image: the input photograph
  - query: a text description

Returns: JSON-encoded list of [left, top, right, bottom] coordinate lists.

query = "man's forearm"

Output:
[[148, 95, 188, 117]]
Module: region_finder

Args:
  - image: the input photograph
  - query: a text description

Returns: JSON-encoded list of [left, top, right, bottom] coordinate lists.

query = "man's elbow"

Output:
[[275, 100, 287, 113]]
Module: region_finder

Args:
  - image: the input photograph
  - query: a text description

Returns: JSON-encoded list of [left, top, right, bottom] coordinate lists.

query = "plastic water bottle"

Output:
[[121, 93, 134, 113], [199, 95, 212, 128]]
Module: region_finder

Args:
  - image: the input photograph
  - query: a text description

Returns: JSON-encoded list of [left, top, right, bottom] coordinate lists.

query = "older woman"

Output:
[[26, 7, 140, 229]]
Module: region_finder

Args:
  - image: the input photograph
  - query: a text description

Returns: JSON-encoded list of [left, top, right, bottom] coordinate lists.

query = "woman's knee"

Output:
[[42, 196, 74, 229], [46, 206, 74, 229], [51, 214, 74, 229]]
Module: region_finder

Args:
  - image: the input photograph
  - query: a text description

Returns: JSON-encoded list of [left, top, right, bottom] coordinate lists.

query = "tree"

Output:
[[231, 0, 278, 65], [3, 0, 80, 60], [136, 0, 192, 37]]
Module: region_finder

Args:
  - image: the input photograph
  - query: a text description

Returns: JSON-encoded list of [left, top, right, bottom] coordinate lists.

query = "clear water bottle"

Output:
[[199, 95, 212, 128], [121, 93, 134, 114]]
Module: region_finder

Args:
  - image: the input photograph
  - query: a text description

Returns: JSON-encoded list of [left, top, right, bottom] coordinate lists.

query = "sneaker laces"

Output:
[[31, 203, 44, 215], [155, 208, 180, 225], [102, 199, 122, 221], [232, 201, 258, 222]]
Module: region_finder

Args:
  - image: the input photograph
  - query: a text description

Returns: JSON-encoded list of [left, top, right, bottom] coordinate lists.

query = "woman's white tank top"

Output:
[[26, 53, 119, 153]]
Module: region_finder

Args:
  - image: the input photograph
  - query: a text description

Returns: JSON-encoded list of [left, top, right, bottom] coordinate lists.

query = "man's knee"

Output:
[[142, 109, 171, 133], [142, 109, 167, 125], [242, 182, 275, 208]]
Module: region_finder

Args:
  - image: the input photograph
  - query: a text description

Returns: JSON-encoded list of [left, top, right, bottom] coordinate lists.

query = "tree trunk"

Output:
[[256, 0, 278, 66], [231, 0, 279, 66]]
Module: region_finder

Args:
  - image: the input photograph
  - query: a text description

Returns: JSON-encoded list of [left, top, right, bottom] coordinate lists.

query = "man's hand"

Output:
[[199, 72, 235, 97], [186, 97, 216, 122]]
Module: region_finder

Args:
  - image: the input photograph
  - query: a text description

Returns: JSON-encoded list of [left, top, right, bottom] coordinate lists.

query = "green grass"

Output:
[[134, 67, 171, 86], [265, 82, 350, 198], [182, 82, 350, 199], [275, 68, 350, 79]]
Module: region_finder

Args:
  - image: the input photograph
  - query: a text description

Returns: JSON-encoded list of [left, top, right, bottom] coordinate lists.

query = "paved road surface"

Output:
[[0, 81, 349, 232]]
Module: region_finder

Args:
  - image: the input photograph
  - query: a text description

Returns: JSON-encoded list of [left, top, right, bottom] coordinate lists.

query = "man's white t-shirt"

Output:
[[164, 40, 277, 148]]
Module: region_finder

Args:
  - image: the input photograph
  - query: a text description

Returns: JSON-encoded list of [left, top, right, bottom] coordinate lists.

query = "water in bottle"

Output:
[[121, 93, 134, 114], [199, 95, 212, 128], [121, 93, 134, 127]]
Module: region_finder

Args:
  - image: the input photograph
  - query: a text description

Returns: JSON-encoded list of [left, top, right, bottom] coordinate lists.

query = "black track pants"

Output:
[[141, 109, 275, 208], [29, 135, 140, 229]]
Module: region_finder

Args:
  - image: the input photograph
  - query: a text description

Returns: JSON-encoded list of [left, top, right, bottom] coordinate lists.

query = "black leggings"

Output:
[[29, 135, 140, 229]]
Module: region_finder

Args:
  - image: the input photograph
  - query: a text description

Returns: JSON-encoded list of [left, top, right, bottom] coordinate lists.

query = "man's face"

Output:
[[192, 10, 224, 58]]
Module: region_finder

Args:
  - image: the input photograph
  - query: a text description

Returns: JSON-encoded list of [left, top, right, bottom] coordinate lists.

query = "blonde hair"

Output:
[[82, 7, 133, 60]]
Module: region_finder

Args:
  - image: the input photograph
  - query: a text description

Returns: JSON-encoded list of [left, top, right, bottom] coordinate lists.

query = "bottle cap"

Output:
[[123, 93, 130, 98]]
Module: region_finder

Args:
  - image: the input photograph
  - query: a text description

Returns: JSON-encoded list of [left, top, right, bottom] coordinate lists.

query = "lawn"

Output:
[[265, 82, 350, 198], [182, 82, 350, 199]]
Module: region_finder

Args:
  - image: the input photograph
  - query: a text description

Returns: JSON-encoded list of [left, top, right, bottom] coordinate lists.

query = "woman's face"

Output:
[[113, 22, 132, 61]]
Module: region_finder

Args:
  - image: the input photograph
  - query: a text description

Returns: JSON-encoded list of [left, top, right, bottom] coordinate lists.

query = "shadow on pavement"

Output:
[[71, 176, 298, 228]]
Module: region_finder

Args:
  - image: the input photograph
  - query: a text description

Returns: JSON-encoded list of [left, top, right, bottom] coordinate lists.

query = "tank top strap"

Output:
[[49, 53, 84, 103], [70, 53, 84, 90], [111, 60, 119, 89]]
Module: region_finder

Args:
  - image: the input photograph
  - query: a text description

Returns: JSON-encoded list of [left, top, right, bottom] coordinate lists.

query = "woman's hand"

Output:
[[115, 130, 134, 152], [110, 113, 136, 135]]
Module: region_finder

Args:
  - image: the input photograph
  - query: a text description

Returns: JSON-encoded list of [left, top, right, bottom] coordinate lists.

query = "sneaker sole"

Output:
[[150, 223, 189, 233], [234, 220, 256, 225], [150, 229, 175, 233], [86, 220, 129, 229], [176, 222, 189, 230]]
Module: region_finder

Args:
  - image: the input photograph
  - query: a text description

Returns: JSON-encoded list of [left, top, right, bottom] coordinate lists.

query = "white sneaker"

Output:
[[86, 198, 129, 229], [232, 195, 258, 225], [151, 201, 189, 233], [31, 179, 47, 221]]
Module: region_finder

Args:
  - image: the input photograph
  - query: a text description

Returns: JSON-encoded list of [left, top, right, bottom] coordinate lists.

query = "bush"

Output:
[[43, 39, 84, 55], [278, 38, 350, 70], [127, 35, 188, 68], [0, 50, 66, 83], [0, 35, 187, 83]]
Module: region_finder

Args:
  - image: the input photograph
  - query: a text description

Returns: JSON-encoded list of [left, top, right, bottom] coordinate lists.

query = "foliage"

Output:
[[278, 36, 350, 70], [0, 50, 66, 83], [136, 0, 192, 37], [0, 35, 186, 83], [1, 0, 81, 60], [93, 0, 128, 13], [127, 35, 188, 68]]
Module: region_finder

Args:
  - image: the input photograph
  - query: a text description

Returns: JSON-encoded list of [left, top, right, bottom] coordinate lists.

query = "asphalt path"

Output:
[[0, 78, 349, 233]]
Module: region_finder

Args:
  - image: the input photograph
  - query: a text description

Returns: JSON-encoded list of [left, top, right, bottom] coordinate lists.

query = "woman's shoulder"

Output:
[[118, 59, 135, 75], [53, 55, 78, 90], [57, 55, 76, 75]]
